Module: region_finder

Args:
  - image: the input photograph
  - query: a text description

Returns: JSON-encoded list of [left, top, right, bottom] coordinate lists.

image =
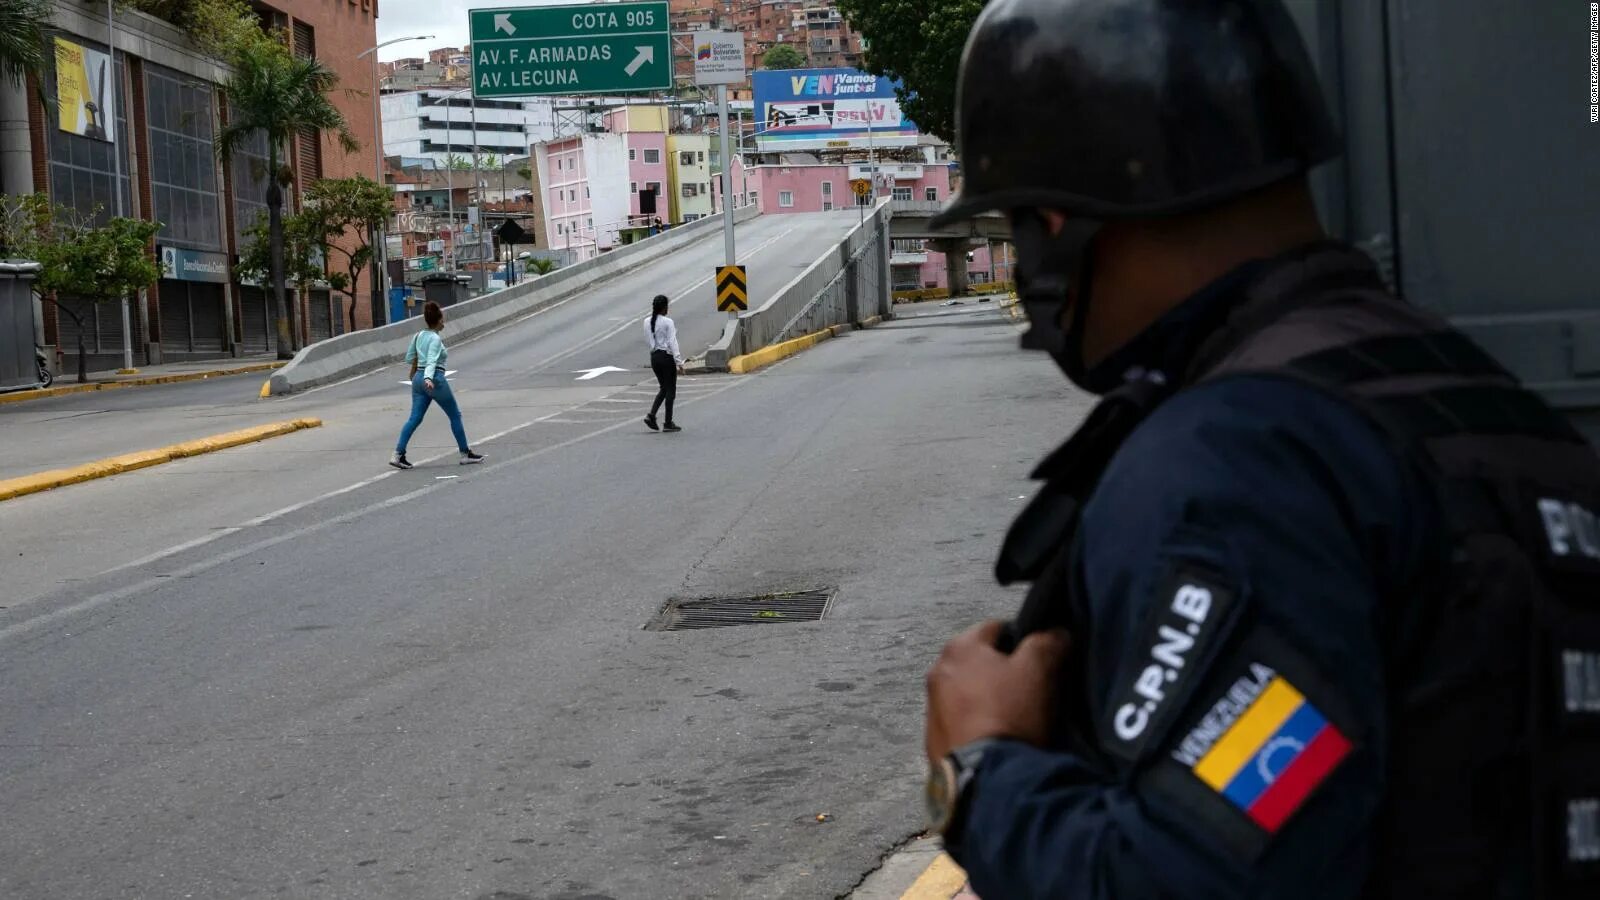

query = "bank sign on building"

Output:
[[752, 68, 917, 152]]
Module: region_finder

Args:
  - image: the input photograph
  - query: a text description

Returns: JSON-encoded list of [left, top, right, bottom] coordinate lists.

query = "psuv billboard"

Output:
[[752, 68, 917, 152]]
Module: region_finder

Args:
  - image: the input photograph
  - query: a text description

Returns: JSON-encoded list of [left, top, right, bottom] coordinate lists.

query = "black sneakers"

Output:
[[460, 450, 486, 465], [389, 452, 413, 470], [663, 423, 682, 433], [644, 415, 660, 431]]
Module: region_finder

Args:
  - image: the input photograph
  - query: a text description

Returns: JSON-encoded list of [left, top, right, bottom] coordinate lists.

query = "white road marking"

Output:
[[398, 369, 457, 386], [0, 377, 752, 642], [525, 226, 796, 374]]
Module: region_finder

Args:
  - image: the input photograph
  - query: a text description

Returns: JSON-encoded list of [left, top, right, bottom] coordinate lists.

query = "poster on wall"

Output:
[[752, 68, 916, 152], [54, 37, 116, 144]]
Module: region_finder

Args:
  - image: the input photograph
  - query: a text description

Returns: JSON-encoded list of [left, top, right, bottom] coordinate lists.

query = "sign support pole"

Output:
[[108, 0, 133, 371], [718, 83, 736, 318]]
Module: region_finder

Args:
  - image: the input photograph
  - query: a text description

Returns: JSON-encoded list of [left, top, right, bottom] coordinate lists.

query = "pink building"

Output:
[[716, 156, 1010, 291], [604, 107, 672, 224], [540, 136, 598, 259], [529, 106, 684, 261]]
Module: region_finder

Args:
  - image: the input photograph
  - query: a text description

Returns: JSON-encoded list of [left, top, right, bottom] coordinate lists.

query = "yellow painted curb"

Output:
[[899, 853, 967, 900], [726, 316, 889, 375], [0, 362, 286, 406], [728, 329, 833, 375], [0, 418, 322, 503], [259, 380, 272, 399]]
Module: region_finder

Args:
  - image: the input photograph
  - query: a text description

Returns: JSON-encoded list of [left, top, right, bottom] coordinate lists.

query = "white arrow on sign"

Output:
[[574, 366, 628, 381], [623, 45, 654, 77], [494, 13, 515, 35]]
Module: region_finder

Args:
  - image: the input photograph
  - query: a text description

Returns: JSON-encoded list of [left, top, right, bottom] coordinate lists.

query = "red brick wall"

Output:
[[127, 56, 161, 349], [281, 0, 379, 331]]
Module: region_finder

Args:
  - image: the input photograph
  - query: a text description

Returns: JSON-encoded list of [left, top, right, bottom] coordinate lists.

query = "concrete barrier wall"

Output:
[[704, 203, 891, 370], [267, 206, 761, 394]]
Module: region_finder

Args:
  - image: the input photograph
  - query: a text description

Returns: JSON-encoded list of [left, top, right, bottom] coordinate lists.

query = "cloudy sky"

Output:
[[375, 0, 580, 60]]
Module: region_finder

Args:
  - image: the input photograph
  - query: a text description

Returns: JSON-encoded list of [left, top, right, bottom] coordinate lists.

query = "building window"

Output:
[[749, 191, 759, 207], [646, 181, 662, 196], [227, 99, 270, 249], [146, 63, 222, 251], [679, 151, 695, 166], [569, 189, 577, 201], [925, 187, 938, 201], [643, 148, 661, 164], [821, 182, 832, 196], [585, 186, 590, 198], [892, 186, 914, 201], [629, 149, 637, 161], [698, 151, 706, 162], [779, 191, 794, 208], [44, 42, 132, 228], [631, 182, 638, 193]]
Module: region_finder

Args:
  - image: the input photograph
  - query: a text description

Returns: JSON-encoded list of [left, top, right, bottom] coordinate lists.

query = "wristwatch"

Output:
[[925, 739, 997, 840]]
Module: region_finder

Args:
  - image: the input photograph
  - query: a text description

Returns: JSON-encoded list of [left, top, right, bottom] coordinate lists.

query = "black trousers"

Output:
[[650, 350, 677, 423]]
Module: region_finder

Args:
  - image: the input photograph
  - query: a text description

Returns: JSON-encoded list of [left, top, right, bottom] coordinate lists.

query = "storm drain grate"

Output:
[[646, 588, 836, 631]]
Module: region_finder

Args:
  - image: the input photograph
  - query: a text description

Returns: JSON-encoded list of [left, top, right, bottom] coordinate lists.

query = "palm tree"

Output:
[[217, 37, 357, 359], [0, 0, 49, 92]]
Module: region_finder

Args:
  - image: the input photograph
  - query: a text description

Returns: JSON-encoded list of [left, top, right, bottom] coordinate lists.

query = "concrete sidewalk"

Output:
[[1, 354, 283, 404]]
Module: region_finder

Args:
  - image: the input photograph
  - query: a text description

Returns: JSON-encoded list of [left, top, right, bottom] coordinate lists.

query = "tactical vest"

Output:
[[996, 244, 1600, 899]]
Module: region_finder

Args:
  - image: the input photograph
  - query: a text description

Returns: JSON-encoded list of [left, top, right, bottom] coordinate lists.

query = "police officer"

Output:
[[920, 1, 1600, 898]]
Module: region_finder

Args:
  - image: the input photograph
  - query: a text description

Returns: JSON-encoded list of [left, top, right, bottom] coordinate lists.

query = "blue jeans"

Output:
[[396, 371, 469, 454]]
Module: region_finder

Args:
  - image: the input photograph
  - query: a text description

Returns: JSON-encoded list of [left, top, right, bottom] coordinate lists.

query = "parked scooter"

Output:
[[35, 345, 52, 388]]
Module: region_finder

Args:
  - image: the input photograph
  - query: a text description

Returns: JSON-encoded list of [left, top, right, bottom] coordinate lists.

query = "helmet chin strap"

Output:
[[1011, 213, 1103, 390]]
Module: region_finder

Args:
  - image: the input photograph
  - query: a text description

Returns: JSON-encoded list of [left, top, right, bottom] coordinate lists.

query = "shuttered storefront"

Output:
[[55, 295, 144, 373], [158, 280, 228, 359], [238, 285, 274, 355], [308, 289, 332, 343]]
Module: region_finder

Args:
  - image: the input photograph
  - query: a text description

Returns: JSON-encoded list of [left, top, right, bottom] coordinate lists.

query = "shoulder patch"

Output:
[[1172, 665, 1352, 834], [1102, 567, 1238, 762]]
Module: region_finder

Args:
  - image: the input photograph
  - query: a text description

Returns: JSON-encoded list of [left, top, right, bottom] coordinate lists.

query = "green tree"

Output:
[[236, 209, 323, 305], [120, 0, 262, 61], [5, 195, 161, 383], [516, 164, 533, 187], [760, 44, 806, 70], [835, 0, 986, 141], [481, 153, 499, 170], [0, 0, 49, 91], [528, 257, 556, 276], [445, 154, 471, 172], [299, 176, 390, 333], [217, 37, 358, 358]]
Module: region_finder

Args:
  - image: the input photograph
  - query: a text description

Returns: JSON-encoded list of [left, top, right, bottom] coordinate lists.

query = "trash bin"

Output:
[[420, 274, 471, 309], [0, 260, 43, 391]]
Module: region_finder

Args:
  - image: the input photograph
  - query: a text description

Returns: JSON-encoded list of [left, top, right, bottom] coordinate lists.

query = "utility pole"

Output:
[[108, 0, 133, 372], [470, 91, 480, 283]]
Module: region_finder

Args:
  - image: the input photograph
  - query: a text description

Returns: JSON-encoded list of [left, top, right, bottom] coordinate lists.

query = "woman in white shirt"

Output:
[[644, 293, 683, 432]]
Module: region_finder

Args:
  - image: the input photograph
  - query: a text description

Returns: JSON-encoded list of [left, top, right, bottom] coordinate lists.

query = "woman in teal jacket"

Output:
[[390, 301, 485, 470]]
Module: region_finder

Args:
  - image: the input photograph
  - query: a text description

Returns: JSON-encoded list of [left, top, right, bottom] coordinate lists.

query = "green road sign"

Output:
[[468, 2, 672, 98]]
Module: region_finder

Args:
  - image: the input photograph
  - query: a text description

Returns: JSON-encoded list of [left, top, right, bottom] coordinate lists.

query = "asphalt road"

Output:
[[0, 298, 1082, 899], [0, 212, 861, 482]]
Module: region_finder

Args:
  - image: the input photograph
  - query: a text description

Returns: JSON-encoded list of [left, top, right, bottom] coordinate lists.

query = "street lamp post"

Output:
[[438, 87, 476, 273], [358, 34, 433, 328]]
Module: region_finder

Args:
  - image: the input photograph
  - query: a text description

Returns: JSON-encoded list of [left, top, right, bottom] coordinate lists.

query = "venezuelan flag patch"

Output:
[[1188, 674, 1352, 833]]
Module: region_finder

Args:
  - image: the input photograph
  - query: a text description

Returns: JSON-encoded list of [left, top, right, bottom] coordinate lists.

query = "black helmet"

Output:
[[934, 0, 1338, 227], [934, 0, 1339, 391]]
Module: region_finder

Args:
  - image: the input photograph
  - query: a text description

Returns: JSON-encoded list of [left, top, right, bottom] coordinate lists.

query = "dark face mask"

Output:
[[1010, 211, 1103, 390]]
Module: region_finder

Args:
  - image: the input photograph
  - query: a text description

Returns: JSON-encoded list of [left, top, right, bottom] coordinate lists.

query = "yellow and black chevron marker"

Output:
[[716, 265, 748, 312]]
